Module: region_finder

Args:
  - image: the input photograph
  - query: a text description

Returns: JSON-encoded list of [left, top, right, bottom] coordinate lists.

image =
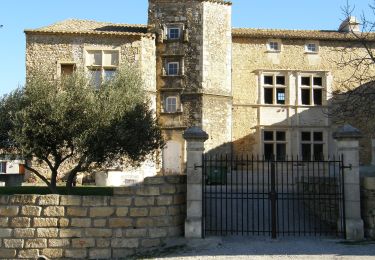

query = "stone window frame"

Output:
[[299, 130, 326, 161], [161, 94, 182, 114], [262, 129, 288, 161], [305, 41, 319, 54], [167, 61, 179, 76], [164, 23, 185, 41], [84, 46, 121, 88], [56, 61, 76, 78], [298, 73, 325, 106], [163, 57, 184, 77], [267, 39, 282, 53], [260, 72, 288, 105]]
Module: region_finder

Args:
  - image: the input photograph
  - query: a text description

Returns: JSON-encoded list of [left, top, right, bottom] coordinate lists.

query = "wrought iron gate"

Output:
[[202, 155, 346, 238]]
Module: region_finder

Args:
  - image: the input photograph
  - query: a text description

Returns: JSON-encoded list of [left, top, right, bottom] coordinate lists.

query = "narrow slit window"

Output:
[[264, 88, 273, 104], [313, 89, 322, 105], [301, 89, 311, 105], [276, 88, 285, 104], [302, 144, 311, 161]]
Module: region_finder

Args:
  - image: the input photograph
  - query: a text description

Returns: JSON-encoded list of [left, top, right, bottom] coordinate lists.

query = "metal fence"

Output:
[[202, 155, 346, 238]]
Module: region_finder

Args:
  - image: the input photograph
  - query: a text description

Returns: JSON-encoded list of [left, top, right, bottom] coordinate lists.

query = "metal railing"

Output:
[[202, 155, 345, 238]]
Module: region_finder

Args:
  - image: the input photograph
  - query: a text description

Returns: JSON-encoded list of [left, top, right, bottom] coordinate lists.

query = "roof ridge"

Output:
[[232, 27, 337, 33]]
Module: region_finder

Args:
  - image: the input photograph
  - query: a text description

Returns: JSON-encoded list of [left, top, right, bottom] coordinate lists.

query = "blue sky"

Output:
[[0, 0, 371, 95]]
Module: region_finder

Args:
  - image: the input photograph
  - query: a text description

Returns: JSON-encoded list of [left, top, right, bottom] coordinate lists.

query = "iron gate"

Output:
[[202, 155, 346, 238]]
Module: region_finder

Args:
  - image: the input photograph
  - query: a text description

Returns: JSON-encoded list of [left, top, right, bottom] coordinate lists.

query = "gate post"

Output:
[[333, 124, 364, 241], [183, 127, 209, 238]]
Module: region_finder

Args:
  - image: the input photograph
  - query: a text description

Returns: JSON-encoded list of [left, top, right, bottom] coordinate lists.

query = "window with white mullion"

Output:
[[300, 75, 324, 106], [263, 130, 287, 161], [301, 131, 324, 161], [262, 74, 287, 105], [86, 49, 119, 88]]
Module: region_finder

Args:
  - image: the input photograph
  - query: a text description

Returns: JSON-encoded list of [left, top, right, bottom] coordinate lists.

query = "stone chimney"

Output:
[[339, 16, 360, 33]]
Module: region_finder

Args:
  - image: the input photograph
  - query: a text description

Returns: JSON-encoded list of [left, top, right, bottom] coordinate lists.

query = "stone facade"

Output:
[[361, 176, 375, 239], [232, 35, 375, 163], [25, 0, 375, 178], [0, 175, 186, 259]]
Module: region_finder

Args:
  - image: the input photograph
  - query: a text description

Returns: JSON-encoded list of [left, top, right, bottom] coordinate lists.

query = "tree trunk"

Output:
[[66, 171, 78, 192], [51, 170, 58, 190]]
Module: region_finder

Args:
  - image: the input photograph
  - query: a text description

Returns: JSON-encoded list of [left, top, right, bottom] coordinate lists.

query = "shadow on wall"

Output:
[[204, 91, 375, 165]]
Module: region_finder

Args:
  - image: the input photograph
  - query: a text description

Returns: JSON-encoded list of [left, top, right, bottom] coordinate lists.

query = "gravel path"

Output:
[[147, 236, 375, 260]]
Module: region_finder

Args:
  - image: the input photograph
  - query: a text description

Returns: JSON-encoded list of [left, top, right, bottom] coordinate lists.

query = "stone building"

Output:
[[25, 0, 375, 177]]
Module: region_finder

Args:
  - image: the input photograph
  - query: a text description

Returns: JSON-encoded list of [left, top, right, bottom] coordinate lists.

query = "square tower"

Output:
[[148, 0, 233, 173]]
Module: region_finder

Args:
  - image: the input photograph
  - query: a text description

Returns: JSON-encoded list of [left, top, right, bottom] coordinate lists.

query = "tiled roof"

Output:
[[204, 0, 232, 5], [232, 28, 375, 41], [24, 19, 151, 37]]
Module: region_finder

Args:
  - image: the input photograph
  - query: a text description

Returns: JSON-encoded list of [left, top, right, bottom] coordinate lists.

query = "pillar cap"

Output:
[[333, 124, 362, 140], [183, 127, 209, 141]]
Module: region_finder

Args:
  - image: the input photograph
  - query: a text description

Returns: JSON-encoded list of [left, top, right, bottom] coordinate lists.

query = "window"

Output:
[[0, 162, 6, 173], [305, 42, 319, 53], [167, 62, 179, 76], [263, 130, 287, 161], [165, 96, 178, 113], [301, 131, 324, 161], [267, 40, 281, 52], [262, 74, 287, 105], [300, 75, 324, 105], [86, 49, 119, 88], [167, 27, 181, 40], [60, 64, 75, 77]]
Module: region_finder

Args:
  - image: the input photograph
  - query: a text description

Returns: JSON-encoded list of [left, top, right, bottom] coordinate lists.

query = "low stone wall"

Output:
[[361, 176, 375, 239], [0, 175, 186, 259]]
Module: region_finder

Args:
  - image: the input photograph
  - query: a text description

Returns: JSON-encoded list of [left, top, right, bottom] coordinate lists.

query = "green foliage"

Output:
[[0, 65, 164, 192]]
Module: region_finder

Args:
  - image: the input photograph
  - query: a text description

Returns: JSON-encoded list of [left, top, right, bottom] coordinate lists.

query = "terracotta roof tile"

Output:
[[232, 28, 375, 41], [25, 19, 150, 37]]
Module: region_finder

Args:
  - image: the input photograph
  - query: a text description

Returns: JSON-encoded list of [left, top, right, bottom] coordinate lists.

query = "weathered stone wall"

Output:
[[361, 176, 375, 239], [149, 0, 233, 171], [232, 37, 375, 162], [25, 32, 159, 179], [0, 175, 186, 259], [201, 1, 232, 154]]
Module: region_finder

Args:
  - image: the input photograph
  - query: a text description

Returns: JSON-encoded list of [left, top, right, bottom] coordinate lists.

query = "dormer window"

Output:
[[305, 42, 319, 53], [267, 40, 282, 52], [167, 27, 181, 40]]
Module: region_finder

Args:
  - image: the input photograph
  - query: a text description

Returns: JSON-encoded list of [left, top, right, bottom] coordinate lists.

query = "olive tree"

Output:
[[0, 66, 164, 193]]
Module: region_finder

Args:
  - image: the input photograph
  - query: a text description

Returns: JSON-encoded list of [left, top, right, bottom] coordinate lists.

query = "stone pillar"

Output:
[[183, 127, 208, 238], [333, 124, 364, 240], [372, 139, 375, 166]]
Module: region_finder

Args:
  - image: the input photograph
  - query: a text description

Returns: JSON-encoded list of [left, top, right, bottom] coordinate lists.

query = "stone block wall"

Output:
[[0, 175, 186, 259], [361, 176, 375, 239]]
